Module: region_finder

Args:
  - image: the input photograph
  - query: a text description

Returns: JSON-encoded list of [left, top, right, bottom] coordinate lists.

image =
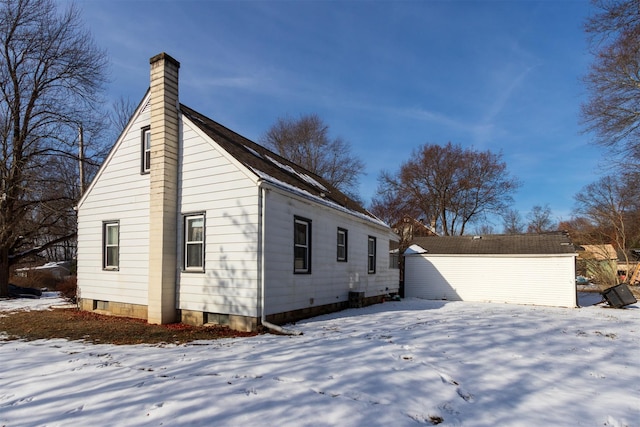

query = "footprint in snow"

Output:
[[5, 396, 33, 407], [439, 374, 475, 403], [273, 376, 303, 383], [65, 405, 84, 414]]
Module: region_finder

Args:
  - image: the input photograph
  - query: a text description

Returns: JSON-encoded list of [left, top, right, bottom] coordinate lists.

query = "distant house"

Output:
[[577, 244, 618, 281], [76, 53, 399, 332], [15, 261, 72, 280], [391, 215, 438, 246], [404, 233, 578, 308]]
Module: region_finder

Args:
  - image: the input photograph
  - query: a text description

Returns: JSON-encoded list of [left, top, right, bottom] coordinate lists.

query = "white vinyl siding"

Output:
[[262, 188, 399, 316], [77, 99, 151, 306], [176, 119, 259, 318], [404, 254, 577, 307]]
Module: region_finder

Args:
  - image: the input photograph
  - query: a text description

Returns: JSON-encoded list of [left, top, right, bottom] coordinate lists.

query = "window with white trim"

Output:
[[184, 214, 205, 270], [103, 221, 119, 270], [337, 228, 348, 262], [367, 236, 376, 274], [142, 127, 151, 174], [294, 217, 311, 273]]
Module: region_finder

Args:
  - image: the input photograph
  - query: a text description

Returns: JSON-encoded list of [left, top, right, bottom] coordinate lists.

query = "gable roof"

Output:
[[180, 105, 381, 224], [409, 233, 577, 255]]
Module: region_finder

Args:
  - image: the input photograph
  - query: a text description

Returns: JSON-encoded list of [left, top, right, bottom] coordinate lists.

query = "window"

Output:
[[337, 228, 348, 262], [141, 126, 151, 173], [103, 221, 119, 270], [389, 241, 400, 269], [367, 236, 376, 274], [184, 214, 205, 270], [294, 217, 311, 273]]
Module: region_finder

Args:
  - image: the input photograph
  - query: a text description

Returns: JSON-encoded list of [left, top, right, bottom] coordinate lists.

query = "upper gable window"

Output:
[[141, 126, 151, 174]]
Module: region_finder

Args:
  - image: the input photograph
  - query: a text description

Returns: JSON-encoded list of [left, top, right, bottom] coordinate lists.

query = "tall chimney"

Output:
[[148, 53, 180, 324]]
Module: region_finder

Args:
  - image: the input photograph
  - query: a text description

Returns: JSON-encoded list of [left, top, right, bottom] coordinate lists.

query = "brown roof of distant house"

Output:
[[410, 233, 577, 255], [180, 104, 380, 223]]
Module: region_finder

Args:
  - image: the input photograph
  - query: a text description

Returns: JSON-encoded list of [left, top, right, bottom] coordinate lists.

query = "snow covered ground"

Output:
[[0, 293, 638, 427]]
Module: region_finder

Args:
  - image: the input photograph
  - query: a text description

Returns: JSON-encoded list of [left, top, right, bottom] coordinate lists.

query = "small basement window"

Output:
[[93, 300, 109, 311], [205, 312, 229, 326]]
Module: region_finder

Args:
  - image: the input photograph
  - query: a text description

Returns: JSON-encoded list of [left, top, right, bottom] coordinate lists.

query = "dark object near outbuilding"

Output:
[[8, 284, 42, 299], [602, 283, 637, 308]]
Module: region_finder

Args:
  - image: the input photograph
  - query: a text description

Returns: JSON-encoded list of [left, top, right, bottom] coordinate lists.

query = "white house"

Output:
[[404, 233, 577, 308], [76, 53, 399, 332]]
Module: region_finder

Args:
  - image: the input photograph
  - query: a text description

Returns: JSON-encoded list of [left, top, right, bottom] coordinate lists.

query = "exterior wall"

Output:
[[404, 254, 577, 307], [263, 187, 399, 317], [77, 98, 152, 308], [176, 119, 260, 319]]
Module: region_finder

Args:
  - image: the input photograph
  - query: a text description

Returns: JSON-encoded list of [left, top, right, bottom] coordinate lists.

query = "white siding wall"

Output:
[[77, 101, 152, 306], [263, 188, 399, 315], [404, 254, 577, 307], [176, 120, 259, 317], [78, 108, 399, 319]]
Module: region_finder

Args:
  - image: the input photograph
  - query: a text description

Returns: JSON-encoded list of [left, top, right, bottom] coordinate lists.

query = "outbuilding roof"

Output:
[[409, 233, 577, 255]]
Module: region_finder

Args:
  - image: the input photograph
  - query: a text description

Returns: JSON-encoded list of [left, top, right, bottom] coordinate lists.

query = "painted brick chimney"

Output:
[[148, 53, 180, 324]]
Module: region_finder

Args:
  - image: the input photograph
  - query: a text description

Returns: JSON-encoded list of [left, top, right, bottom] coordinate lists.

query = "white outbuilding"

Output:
[[404, 233, 578, 308]]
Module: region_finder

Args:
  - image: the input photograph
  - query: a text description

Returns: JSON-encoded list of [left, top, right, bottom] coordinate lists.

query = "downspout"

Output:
[[259, 182, 302, 335]]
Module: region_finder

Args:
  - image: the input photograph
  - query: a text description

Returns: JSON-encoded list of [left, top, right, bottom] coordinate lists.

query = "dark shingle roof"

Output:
[[180, 104, 378, 222], [410, 233, 577, 255]]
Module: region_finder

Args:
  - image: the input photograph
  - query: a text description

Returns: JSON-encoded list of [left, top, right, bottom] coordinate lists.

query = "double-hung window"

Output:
[[337, 228, 348, 262], [367, 236, 376, 274], [294, 217, 311, 273], [184, 214, 205, 271], [103, 221, 119, 270], [141, 126, 151, 174]]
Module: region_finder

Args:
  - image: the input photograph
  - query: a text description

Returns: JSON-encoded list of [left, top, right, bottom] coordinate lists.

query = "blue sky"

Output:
[[76, 0, 602, 228]]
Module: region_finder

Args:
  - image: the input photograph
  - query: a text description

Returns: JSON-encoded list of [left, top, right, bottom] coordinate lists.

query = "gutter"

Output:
[[258, 182, 302, 335]]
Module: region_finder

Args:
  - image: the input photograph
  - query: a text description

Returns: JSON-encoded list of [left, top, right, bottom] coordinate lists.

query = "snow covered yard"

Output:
[[0, 294, 638, 427]]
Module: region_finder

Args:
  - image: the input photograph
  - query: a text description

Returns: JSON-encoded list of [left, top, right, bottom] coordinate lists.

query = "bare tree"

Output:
[[558, 216, 600, 244], [502, 208, 526, 234], [582, 0, 640, 165], [574, 173, 640, 283], [373, 142, 520, 236], [109, 95, 136, 139], [0, 0, 108, 296], [526, 205, 557, 233], [261, 114, 365, 200]]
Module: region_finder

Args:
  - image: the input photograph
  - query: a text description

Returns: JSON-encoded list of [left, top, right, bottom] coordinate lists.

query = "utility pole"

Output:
[[78, 125, 85, 196]]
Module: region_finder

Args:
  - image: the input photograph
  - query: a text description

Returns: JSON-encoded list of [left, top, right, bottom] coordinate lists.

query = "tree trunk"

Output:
[[0, 246, 9, 297]]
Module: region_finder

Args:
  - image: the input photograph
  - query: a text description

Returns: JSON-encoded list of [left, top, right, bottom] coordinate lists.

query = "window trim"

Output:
[[337, 227, 348, 262], [367, 236, 376, 274], [103, 221, 120, 271], [141, 126, 151, 174], [183, 213, 205, 272], [294, 216, 312, 274]]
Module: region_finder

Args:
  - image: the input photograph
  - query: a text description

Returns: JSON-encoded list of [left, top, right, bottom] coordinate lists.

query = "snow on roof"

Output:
[[251, 168, 388, 228], [264, 154, 328, 192]]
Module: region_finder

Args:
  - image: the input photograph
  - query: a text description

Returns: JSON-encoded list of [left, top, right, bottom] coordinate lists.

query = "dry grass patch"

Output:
[[0, 308, 257, 345]]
